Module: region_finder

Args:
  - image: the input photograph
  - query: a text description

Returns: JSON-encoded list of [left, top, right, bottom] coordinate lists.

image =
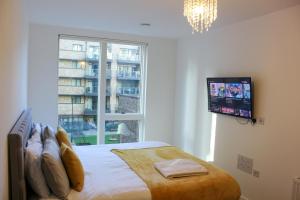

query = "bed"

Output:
[[8, 109, 241, 200]]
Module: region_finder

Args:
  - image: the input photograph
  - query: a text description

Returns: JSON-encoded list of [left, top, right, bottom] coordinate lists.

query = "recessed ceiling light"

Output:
[[140, 23, 151, 27]]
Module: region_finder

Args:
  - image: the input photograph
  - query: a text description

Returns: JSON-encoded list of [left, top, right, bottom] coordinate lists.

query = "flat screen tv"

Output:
[[207, 77, 253, 119]]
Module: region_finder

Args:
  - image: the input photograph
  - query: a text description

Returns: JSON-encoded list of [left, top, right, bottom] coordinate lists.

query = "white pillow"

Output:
[[42, 125, 56, 142], [25, 125, 50, 198]]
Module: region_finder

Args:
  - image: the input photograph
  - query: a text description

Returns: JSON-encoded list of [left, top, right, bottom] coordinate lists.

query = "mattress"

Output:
[[41, 141, 168, 200]]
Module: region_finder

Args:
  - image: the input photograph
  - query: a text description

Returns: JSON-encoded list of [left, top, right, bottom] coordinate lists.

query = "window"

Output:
[[59, 39, 99, 145], [72, 44, 84, 51], [72, 79, 82, 87], [87, 46, 100, 60], [72, 61, 82, 69], [58, 36, 147, 146], [72, 97, 83, 104], [104, 43, 144, 143]]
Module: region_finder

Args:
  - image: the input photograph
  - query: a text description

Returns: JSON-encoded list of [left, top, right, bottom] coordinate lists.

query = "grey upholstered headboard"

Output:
[[8, 109, 32, 200]]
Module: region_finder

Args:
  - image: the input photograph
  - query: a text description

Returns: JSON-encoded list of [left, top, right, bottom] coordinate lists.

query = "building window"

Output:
[[72, 79, 82, 87], [72, 44, 83, 51], [72, 61, 82, 68], [88, 46, 99, 54], [72, 97, 83, 104], [58, 37, 147, 146]]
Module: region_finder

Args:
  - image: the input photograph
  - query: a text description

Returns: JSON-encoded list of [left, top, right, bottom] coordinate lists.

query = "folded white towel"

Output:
[[154, 159, 208, 179]]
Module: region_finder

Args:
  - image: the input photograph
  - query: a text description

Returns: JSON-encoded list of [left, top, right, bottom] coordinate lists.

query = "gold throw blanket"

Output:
[[112, 146, 241, 200]]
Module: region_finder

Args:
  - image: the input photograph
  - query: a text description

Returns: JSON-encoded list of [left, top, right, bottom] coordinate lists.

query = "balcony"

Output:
[[59, 68, 85, 78], [58, 86, 85, 96], [85, 86, 98, 96], [117, 71, 140, 80], [84, 108, 97, 115], [85, 69, 99, 79], [59, 49, 86, 60], [117, 55, 140, 64], [106, 71, 140, 80], [117, 87, 140, 96], [86, 53, 99, 62], [58, 103, 85, 115], [107, 52, 140, 64]]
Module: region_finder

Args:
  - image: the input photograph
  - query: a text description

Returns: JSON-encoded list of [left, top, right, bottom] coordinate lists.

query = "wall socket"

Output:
[[257, 117, 265, 125], [237, 154, 253, 174], [253, 169, 260, 178]]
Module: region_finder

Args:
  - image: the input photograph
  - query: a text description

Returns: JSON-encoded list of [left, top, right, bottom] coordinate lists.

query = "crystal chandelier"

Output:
[[184, 0, 218, 33]]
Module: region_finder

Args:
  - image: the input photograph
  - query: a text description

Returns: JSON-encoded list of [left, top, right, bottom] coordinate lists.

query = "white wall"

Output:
[[28, 24, 176, 143], [174, 5, 300, 200], [0, 0, 28, 199]]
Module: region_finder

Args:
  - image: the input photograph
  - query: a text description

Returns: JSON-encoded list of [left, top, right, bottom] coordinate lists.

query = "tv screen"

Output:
[[207, 77, 253, 119]]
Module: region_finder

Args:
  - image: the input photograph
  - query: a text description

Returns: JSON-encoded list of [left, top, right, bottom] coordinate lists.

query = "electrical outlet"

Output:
[[253, 169, 260, 178], [257, 117, 265, 125], [237, 154, 253, 174]]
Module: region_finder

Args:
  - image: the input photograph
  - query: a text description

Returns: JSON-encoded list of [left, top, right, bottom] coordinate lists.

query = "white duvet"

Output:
[[64, 141, 168, 200]]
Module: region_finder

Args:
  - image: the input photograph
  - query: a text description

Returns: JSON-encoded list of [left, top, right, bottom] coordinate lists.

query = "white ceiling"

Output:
[[27, 0, 300, 38]]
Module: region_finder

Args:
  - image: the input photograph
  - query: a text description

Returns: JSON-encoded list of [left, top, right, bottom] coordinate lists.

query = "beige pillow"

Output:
[[61, 143, 84, 192], [56, 127, 72, 148], [42, 139, 70, 199]]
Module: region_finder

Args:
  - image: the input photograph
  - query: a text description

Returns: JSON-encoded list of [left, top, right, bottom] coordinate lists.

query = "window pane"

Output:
[[58, 38, 100, 146], [105, 120, 139, 144], [106, 43, 141, 114]]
